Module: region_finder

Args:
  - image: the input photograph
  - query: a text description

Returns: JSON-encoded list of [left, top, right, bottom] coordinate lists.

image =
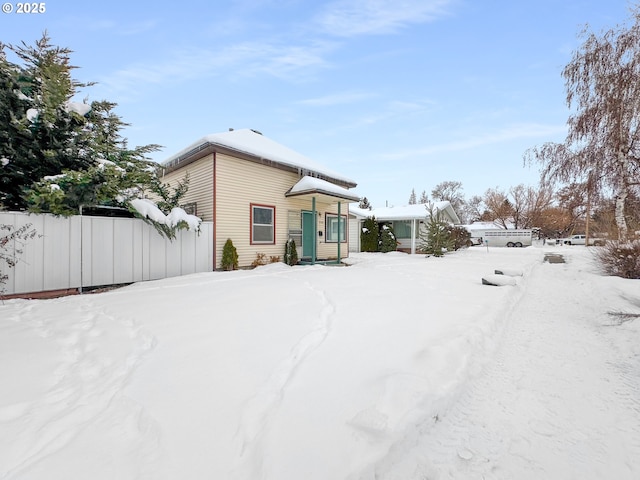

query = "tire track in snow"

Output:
[[0, 299, 159, 479], [344, 256, 535, 480], [231, 281, 335, 480]]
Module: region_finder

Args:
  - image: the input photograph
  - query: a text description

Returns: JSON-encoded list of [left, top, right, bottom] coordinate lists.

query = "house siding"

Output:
[[348, 216, 361, 252], [215, 153, 348, 269], [161, 154, 214, 222]]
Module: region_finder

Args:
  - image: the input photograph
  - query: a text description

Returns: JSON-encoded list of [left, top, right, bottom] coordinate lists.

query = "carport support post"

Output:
[[337, 201, 341, 264], [411, 218, 416, 254]]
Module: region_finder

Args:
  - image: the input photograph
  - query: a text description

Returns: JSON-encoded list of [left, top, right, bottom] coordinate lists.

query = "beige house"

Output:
[[159, 129, 359, 269]]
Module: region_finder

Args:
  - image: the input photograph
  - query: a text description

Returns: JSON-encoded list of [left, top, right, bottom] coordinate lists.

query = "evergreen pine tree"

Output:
[[361, 216, 379, 252], [408, 189, 417, 205], [0, 33, 93, 210], [1, 34, 164, 213], [221, 238, 239, 270], [25, 100, 163, 215], [419, 190, 429, 204], [359, 197, 372, 210], [378, 223, 398, 252], [419, 204, 454, 257]]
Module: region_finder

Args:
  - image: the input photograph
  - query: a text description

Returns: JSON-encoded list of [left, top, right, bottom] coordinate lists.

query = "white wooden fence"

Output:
[[0, 211, 213, 296]]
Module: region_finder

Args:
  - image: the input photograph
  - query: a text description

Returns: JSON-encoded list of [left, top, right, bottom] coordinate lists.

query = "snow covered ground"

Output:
[[1, 245, 639, 479]]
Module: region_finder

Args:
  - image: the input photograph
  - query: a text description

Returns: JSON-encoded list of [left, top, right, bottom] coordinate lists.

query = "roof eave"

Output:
[[285, 188, 360, 203], [162, 140, 357, 189]]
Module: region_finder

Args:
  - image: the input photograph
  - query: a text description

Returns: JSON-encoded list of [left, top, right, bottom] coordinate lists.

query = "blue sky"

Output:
[[1, 0, 634, 207]]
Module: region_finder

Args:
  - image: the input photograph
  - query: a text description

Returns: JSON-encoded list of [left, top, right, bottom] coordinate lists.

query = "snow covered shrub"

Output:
[[284, 238, 298, 266], [0, 223, 38, 294], [378, 223, 398, 253], [361, 216, 379, 252], [269, 255, 280, 263], [595, 239, 640, 279], [221, 239, 239, 271]]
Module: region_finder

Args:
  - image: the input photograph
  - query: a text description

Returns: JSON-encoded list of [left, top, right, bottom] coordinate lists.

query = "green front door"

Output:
[[302, 210, 315, 258]]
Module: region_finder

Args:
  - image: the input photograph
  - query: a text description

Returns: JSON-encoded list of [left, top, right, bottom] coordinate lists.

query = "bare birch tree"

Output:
[[526, 9, 640, 240]]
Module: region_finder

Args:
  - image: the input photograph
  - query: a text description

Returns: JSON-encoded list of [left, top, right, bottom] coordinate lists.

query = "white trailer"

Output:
[[474, 229, 533, 247]]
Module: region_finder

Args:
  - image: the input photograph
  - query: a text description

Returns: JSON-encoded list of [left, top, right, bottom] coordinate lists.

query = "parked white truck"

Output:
[[560, 234, 606, 246]]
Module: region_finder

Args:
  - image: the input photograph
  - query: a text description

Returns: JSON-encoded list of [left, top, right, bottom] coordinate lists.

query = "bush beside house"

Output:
[[221, 239, 239, 271], [379, 223, 398, 253], [361, 216, 379, 252], [284, 238, 299, 266]]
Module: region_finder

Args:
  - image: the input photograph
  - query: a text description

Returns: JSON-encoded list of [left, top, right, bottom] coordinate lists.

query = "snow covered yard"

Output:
[[1, 246, 639, 479]]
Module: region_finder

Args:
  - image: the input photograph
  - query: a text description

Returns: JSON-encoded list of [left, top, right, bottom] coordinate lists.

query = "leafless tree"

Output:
[[526, 8, 640, 240], [462, 195, 484, 223], [517, 182, 555, 229], [481, 183, 554, 230], [432, 181, 465, 217], [555, 183, 589, 234], [482, 188, 512, 228]]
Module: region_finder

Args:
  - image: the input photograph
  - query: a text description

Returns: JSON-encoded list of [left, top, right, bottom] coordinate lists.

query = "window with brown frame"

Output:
[[251, 204, 275, 244]]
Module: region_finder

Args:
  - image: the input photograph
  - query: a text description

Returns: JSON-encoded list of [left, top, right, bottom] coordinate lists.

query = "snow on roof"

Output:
[[287, 175, 360, 202], [162, 129, 356, 187], [349, 205, 372, 217], [462, 221, 522, 232], [350, 202, 453, 221]]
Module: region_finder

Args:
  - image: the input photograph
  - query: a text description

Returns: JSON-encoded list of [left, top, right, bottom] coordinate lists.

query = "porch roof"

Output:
[[349, 201, 461, 224], [285, 176, 360, 203]]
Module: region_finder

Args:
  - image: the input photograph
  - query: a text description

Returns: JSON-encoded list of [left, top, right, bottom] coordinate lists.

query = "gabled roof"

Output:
[[162, 129, 357, 189], [350, 201, 461, 224]]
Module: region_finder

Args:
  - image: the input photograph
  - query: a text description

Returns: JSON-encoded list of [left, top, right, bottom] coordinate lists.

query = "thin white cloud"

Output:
[[297, 91, 376, 106], [98, 40, 336, 96], [317, 0, 455, 37], [256, 42, 335, 80], [380, 123, 568, 160], [353, 99, 434, 126]]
